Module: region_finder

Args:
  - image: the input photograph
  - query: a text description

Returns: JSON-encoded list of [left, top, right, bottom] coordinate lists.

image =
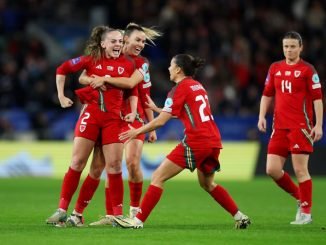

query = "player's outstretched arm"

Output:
[[119, 112, 172, 142], [145, 94, 162, 114]]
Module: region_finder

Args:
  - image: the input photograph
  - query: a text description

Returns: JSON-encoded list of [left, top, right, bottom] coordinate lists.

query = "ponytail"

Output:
[[124, 22, 162, 46], [85, 26, 119, 61], [173, 54, 205, 76]]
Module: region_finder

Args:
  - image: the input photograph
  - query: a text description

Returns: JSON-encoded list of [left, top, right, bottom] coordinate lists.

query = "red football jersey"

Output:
[[121, 55, 152, 122], [162, 77, 222, 149], [263, 59, 323, 129], [56, 55, 136, 119]]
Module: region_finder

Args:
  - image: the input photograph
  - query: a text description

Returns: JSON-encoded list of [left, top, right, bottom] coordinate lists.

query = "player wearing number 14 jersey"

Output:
[[113, 54, 251, 229], [263, 57, 322, 130], [258, 31, 323, 225]]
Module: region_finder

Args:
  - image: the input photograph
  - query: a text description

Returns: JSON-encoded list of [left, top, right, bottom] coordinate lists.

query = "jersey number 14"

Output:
[[281, 79, 292, 93]]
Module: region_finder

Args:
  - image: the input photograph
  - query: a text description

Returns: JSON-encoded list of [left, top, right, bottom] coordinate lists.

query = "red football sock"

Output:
[[299, 179, 312, 214], [210, 185, 238, 216], [108, 173, 124, 215], [129, 181, 143, 207], [74, 174, 100, 214], [136, 185, 163, 223], [58, 167, 82, 211], [275, 172, 300, 200], [105, 187, 114, 215]]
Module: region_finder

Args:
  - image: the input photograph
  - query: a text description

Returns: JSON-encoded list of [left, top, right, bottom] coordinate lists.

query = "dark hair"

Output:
[[283, 31, 303, 46], [84, 26, 121, 61], [173, 54, 205, 76]]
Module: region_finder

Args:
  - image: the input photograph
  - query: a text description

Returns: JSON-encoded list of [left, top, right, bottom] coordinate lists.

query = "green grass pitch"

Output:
[[0, 177, 325, 245]]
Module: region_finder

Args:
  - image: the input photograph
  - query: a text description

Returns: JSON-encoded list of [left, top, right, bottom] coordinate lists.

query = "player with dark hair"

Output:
[[111, 54, 251, 229], [257, 31, 323, 225]]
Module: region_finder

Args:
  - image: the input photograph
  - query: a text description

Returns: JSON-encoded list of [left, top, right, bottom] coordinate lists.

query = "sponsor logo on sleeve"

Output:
[[143, 82, 152, 88], [162, 98, 173, 113], [312, 74, 320, 83], [144, 73, 150, 83], [71, 57, 81, 65], [142, 63, 149, 72], [264, 75, 269, 84], [312, 84, 321, 89]]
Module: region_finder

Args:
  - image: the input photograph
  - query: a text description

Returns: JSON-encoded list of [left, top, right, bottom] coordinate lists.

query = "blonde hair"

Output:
[[124, 22, 162, 46]]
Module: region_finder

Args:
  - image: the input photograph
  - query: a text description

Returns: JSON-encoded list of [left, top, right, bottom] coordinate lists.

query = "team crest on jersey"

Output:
[[312, 74, 320, 83], [79, 125, 86, 132], [118, 67, 124, 74], [294, 70, 301, 78]]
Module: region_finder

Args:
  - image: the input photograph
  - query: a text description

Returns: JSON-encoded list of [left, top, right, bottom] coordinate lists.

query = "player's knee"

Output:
[[89, 166, 104, 179], [293, 167, 308, 180], [266, 168, 285, 180], [265, 167, 273, 176], [151, 171, 164, 187], [71, 157, 87, 171], [106, 159, 122, 173], [266, 166, 278, 177], [198, 181, 213, 192], [126, 158, 140, 172]]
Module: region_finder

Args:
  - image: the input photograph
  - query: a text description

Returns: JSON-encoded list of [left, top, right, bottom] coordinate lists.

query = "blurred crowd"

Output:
[[0, 0, 325, 139]]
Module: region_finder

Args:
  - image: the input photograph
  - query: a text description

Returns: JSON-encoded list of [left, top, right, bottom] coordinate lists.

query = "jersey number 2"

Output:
[[81, 112, 90, 125]]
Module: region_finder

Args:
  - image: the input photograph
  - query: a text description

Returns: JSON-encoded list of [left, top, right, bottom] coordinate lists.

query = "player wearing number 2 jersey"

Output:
[[258, 31, 323, 225], [79, 23, 162, 226], [113, 54, 251, 229], [46, 27, 137, 227]]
